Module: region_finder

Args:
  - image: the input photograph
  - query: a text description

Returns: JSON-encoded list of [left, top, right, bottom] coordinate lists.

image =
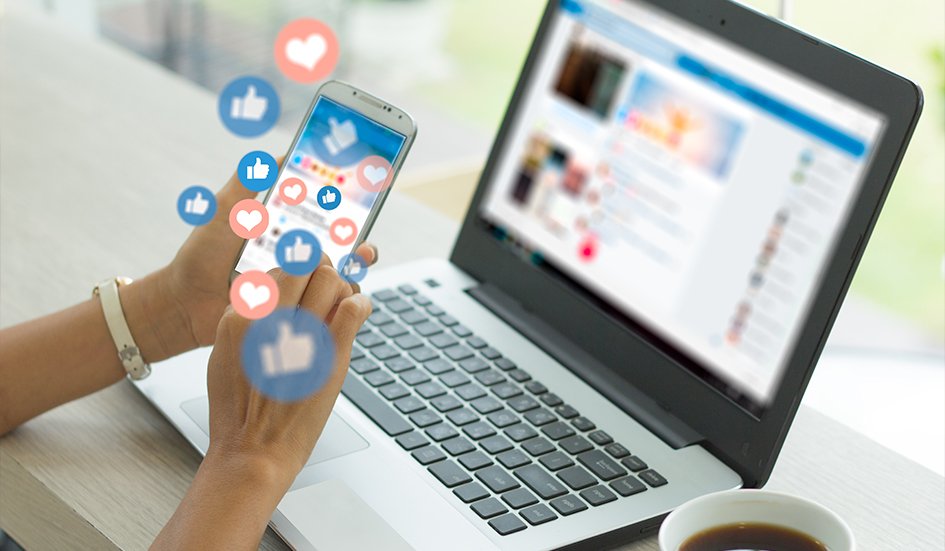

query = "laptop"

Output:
[[135, 0, 921, 548]]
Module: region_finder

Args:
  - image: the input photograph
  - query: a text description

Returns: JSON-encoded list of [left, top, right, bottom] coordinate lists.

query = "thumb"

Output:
[[245, 85, 257, 98], [328, 117, 339, 129], [193, 191, 203, 200], [277, 322, 294, 341], [254, 157, 263, 167], [293, 236, 304, 248]]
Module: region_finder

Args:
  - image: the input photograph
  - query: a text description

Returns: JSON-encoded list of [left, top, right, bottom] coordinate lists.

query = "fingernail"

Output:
[[369, 244, 379, 264]]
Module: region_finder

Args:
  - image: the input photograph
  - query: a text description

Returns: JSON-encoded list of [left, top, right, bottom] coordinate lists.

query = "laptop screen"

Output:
[[479, 0, 886, 411]]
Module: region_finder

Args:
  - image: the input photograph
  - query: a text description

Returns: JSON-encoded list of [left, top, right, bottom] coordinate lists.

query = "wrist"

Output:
[[201, 447, 297, 503], [119, 269, 199, 363]]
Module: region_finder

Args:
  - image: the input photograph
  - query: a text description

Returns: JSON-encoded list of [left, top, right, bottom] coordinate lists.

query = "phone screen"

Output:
[[236, 95, 407, 274]]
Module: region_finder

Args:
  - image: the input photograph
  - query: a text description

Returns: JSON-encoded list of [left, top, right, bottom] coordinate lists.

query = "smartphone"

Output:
[[233, 80, 417, 279]]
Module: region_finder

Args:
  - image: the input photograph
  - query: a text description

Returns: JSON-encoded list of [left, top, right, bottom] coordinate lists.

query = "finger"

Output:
[[354, 243, 378, 266], [268, 267, 312, 309], [321, 294, 372, 388], [299, 264, 353, 321]]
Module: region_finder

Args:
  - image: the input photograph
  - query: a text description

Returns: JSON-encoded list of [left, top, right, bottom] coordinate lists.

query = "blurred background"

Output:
[[7, 0, 944, 468]]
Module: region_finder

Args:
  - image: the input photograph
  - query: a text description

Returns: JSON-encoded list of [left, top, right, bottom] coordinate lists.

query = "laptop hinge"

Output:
[[468, 283, 704, 450]]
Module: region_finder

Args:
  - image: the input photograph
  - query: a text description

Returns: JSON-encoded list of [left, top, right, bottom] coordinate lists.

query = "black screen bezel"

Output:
[[450, 0, 922, 486]]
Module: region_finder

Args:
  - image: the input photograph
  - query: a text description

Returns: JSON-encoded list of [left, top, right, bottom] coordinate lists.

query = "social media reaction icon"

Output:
[[329, 217, 358, 246], [241, 307, 335, 401], [356, 155, 393, 193], [578, 235, 598, 262], [316, 185, 341, 210], [230, 270, 280, 320], [238, 150, 278, 192], [278, 177, 307, 206], [229, 199, 269, 239], [275, 229, 322, 275], [274, 19, 340, 83], [176, 185, 217, 226], [338, 253, 368, 284], [218, 76, 280, 138], [323, 118, 358, 156]]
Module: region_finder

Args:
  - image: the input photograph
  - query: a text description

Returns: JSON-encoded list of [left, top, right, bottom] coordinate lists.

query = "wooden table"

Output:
[[1, 6, 942, 551]]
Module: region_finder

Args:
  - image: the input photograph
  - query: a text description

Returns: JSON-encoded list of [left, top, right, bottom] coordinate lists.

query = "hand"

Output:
[[246, 157, 270, 180], [124, 158, 379, 363], [229, 85, 268, 121], [184, 191, 210, 215], [207, 262, 371, 478]]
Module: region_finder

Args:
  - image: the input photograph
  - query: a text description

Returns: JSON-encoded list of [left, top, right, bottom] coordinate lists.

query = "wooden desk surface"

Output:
[[1, 7, 942, 551]]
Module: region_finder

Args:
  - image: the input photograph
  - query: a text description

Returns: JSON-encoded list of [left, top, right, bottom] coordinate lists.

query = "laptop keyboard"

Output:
[[340, 284, 668, 536]]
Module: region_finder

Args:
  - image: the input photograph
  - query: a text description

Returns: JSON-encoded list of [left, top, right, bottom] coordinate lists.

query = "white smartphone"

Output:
[[233, 80, 417, 278]]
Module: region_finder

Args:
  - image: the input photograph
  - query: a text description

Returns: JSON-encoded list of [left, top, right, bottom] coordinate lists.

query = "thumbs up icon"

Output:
[[246, 157, 271, 180], [184, 191, 210, 215], [230, 85, 269, 121], [259, 322, 316, 376], [323, 117, 358, 155], [284, 236, 313, 263]]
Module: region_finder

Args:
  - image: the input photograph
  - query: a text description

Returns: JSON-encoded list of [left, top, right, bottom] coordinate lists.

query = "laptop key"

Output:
[[494, 358, 517, 371], [393, 334, 423, 350], [521, 437, 555, 456], [428, 460, 472, 488], [557, 466, 597, 490], [524, 381, 548, 395], [372, 289, 398, 302], [514, 464, 568, 500], [580, 485, 618, 506], [577, 450, 627, 481], [442, 437, 476, 456], [459, 357, 489, 373], [380, 322, 408, 338], [386, 298, 413, 313], [639, 469, 668, 487], [476, 465, 521, 493], [488, 513, 526, 536], [492, 383, 523, 400], [400, 309, 427, 325], [555, 405, 579, 419], [504, 424, 538, 442], [571, 417, 596, 431], [588, 430, 613, 446], [412, 446, 446, 465], [341, 376, 412, 436], [350, 346, 365, 360], [560, 435, 593, 455], [395, 431, 429, 451], [386, 357, 415, 373], [523, 408, 556, 426], [364, 371, 395, 387], [414, 321, 442, 337], [475, 370, 505, 387], [480, 435, 514, 455], [621, 456, 648, 472], [453, 482, 489, 504], [455, 384, 487, 401], [400, 369, 431, 386], [463, 421, 497, 440], [502, 488, 538, 509], [452, 325, 473, 338], [409, 409, 441, 428], [466, 336, 488, 349], [486, 409, 519, 428], [446, 408, 479, 426], [539, 451, 575, 471], [357, 332, 385, 348], [430, 333, 459, 349], [539, 393, 563, 407], [480, 347, 502, 360], [412, 293, 432, 307], [471, 498, 507, 519], [458, 451, 494, 470], [379, 383, 410, 401], [431, 394, 463, 412], [445, 345, 474, 362], [426, 423, 459, 442], [610, 476, 647, 497], [605, 443, 631, 458], [393, 396, 425, 414], [423, 358, 454, 375], [416, 381, 447, 399], [408, 346, 438, 362], [520, 504, 557, 526], [508, 369, 531, 382], [541, 421, 576, 441], [507, 396, 539, 413], [368, 310, 394, 326], [497, 449, 531, 469], [371, 345, 400, 361], [440, 371, 470, 388], [550, 495, 588, 516], [439, 314, 459, 326], [397, 284, 417, 295], [350, 358, 379, 375], [471, 397, 503, 414], [427, 305, 446, 317]]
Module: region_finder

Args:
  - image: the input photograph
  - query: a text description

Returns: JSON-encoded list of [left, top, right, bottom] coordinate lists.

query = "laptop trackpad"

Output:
[[280, 479, 414, 551], [180, 397, 369, 467]]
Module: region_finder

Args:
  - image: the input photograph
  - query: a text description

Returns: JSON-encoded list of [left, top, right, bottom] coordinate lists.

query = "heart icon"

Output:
[[285, 33, 327, 71], [333, 224, 354, 240], [363, 165, 389, 186], [238, 282, 271, 310], [284, 183, 303, 200], [236, 209, 263, 231]]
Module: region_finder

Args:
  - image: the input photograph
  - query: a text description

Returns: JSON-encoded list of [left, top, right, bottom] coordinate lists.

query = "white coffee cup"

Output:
[[659, 489, 855, 551]]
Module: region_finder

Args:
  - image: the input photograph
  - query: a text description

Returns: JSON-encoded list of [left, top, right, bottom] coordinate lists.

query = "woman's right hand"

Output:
[[151, 261, 371, 551]]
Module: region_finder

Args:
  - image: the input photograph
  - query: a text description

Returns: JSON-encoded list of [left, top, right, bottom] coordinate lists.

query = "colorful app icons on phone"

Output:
[[176, 185, 217, 225], [356, 155, 393, 193], [278, 177, 307, 206], [238, 151, 279, 192], [274, 19, 340, 84], [329, 217, 358, 246], [316, 185, 342, 210], [275, 229, 322, 275], [230, 270, 280, 320], [218, 76, 281, 138], [240, 307, 335, 401], [338, 253, 368, 284], [229, 199, 269, 239]]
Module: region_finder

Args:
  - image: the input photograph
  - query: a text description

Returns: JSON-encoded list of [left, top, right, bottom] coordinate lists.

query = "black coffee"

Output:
[[678, 522, 829, 551]]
